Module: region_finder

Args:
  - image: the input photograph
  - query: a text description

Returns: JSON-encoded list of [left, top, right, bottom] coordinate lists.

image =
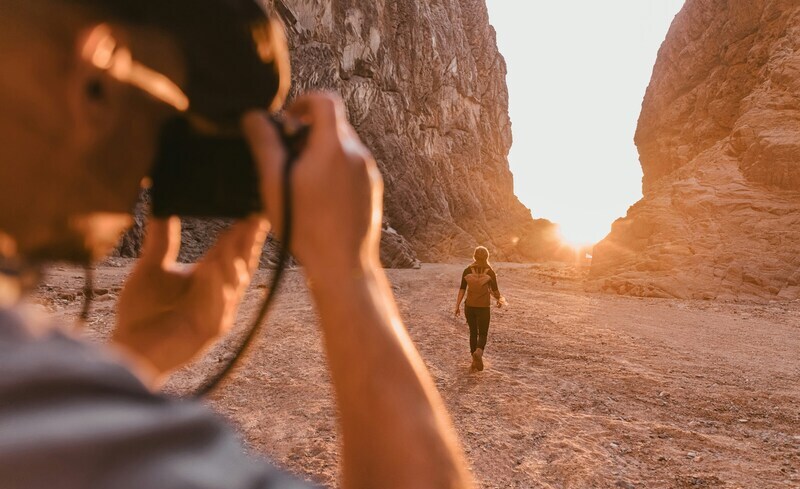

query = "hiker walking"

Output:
[[454, 246, 504, 372]]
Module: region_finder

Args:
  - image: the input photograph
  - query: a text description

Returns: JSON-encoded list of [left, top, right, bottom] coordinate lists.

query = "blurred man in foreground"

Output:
[[0, 1, 474, 488]]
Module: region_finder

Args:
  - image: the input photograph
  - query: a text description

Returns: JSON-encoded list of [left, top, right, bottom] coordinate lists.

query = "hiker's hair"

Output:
[[472, 246, 490, 268]]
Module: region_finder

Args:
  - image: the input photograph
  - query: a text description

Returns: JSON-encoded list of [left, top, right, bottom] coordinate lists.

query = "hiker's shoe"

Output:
[[473, 348, 484, 372]]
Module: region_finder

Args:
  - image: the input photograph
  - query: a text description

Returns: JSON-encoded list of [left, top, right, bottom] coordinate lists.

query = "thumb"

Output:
[[140, 217, 181, 267], [242, 111, 286, 237]]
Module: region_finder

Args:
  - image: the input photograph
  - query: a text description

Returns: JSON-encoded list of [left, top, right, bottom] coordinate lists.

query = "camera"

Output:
[[149, 116, 307, 219]]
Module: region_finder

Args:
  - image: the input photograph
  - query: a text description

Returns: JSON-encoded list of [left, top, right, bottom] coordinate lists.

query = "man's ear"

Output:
[[66, 24, 130, 151]]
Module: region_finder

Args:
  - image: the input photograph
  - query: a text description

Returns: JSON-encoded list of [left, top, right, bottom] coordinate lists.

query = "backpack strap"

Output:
[[469, 266, 488, 275]]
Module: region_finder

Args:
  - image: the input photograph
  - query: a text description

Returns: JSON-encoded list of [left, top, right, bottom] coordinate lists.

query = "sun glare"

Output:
[[556, 221, 611, 249], [486, 0, 684, 253]]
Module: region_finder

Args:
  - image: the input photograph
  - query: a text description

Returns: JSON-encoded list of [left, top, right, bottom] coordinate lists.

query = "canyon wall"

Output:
[[263, 0, 562, 264], [121, 0, 564, 266], [590, 0, 800, 301]]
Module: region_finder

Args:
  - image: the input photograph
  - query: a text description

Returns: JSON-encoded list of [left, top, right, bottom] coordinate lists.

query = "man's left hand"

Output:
[[112, 216, 267, 386]]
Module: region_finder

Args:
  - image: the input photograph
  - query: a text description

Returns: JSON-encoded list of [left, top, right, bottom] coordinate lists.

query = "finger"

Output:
[[187, 264, 229, 338], [286, 92, 345, 150], [189, 219, 265, 341], [286, 92, 342, 129], [140, 217, 180, 267], [228, 217, 269, 276], [290, 93, 372, 168], [342, 123, 373, 161], [242, 111, 286, 235], [201, 217, 268, 291], [242, 111, 286, 163]]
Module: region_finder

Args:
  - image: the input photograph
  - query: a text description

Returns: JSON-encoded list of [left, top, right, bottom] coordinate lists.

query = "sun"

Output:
[[556, 222, 608, 250]]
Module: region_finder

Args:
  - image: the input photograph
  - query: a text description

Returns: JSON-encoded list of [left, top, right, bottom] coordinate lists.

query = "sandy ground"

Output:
[[30, 260, 800, 489]]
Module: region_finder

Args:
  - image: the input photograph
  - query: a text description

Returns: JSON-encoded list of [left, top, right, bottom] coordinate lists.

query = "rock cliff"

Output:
[[265, 0, 563, 263], [590, 0, 800, 301], [120, 0, 563, 266]]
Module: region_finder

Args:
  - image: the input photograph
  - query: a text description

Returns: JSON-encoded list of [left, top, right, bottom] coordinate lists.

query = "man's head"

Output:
[[0, 0, 287, 264], [0, 1, 187, 263]]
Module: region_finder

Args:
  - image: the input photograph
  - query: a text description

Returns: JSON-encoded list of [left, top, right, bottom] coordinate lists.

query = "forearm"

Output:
[[309, 263, 473, 489], [455, 289, 465, 308]]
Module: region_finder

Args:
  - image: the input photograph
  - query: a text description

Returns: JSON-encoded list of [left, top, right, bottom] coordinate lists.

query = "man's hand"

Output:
[[243, 93, 382, 281], [244, 93, 474, 488], [113, 216, 268, 384], [454, 305, 461, 317]]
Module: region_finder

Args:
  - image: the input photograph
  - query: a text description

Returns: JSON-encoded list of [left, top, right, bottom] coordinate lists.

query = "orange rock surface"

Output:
[[590, 0, 800, 301]]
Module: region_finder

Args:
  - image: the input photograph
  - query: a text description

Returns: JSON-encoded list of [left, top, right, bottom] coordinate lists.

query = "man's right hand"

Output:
[[454, 306, 461, 317], [244, 93, 474, 489], [243, 92, 382, 282]]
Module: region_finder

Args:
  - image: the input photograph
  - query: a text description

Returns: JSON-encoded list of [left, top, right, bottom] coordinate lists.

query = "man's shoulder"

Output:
[[0, 308, 312, 489], [0, 308, 145, 395]]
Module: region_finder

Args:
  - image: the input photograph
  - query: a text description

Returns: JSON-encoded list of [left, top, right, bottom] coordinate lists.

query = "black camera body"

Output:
[[149, 117, 306, 219]]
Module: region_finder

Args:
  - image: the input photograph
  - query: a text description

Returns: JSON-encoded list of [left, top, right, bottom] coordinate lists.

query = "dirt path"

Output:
[[32, 261, 800, 488]]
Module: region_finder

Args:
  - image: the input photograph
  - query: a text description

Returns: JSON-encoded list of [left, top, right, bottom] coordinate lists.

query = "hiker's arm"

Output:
[[455, 288, 465, 316], [244, 93, 473, 489], [489, 269, 501, 300], [455, 272, 467, 316]]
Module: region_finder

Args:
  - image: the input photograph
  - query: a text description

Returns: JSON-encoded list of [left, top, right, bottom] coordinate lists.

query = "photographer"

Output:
[[0, 1, 473, 488]]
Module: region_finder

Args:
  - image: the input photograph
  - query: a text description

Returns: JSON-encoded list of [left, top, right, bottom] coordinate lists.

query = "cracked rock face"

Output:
[[120, 0, 564, 267], [589, 0, 800, 301], [264, 0, 563, 263]]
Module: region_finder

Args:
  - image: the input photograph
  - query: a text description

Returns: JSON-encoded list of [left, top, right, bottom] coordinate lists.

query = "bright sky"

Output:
[[485, 1, 685, 248]]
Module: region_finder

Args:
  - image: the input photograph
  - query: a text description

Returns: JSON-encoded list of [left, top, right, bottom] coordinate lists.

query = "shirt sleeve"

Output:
[[0, 311, 316, 489], [460, 268, 468, 290], [488, 269, 499, 293]]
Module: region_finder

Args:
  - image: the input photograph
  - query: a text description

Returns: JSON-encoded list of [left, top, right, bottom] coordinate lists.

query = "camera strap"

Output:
[[80, 267, 94, 324], [192, 121, 302, 397]]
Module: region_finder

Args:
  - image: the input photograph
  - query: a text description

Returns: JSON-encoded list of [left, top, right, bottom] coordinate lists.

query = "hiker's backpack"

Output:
[[465, 267, 491, 306]]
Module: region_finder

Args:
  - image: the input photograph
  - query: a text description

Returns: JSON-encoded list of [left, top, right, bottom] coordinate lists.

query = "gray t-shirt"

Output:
[[0, 308, 314, 489]]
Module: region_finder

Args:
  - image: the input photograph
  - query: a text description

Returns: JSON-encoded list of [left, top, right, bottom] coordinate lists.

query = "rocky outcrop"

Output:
[[113, 193, 294, 267], [380, 221, 421, 269], [119, 0, 564, 267], [265, 0, 563, 263], [589, 0, 800, 301]]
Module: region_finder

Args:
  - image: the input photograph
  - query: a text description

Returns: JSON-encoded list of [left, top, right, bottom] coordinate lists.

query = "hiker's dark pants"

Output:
[[465, 306, 490, 353]]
